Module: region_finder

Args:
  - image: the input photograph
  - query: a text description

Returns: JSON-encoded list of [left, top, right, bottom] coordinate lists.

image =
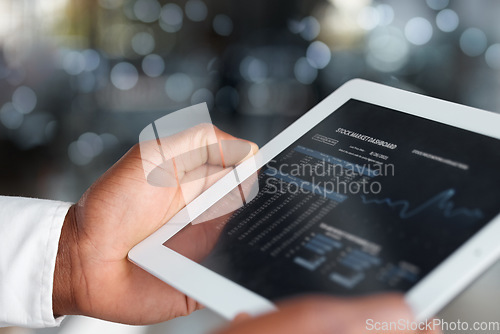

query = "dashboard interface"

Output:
[[164, 99, 500, 300]]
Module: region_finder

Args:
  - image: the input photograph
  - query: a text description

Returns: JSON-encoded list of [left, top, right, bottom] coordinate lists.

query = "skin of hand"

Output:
[[216, 294, 441, 334], [51, 123, 434, 334], [52, 124, 258, 324]]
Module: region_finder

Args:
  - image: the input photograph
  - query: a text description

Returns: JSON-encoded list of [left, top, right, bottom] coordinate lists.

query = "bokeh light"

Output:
[[485, 44, 500, 70], [165, 73, 194, 102], [160, 3, 184, 33], [357, 6, 380, 31], [306, 41, 331, 69], [213, 14, 233, 36], [12, 86, 37, 114], [376, 4, 394, 27], [68, 141, 92, 166], [63, 51, 86, 76], [405, 17, 433, 46], [367, 27, 409, 72], [80, 132, 104, 156], [436, 9, 459, 33], [110, 62, 139, 90], [185, 0, 208, 22], [0, 103, 24, 130], [299, 16, 321, 41], [100, 133, 120, 149], [68, 132, 107, 166], [240, 56, 268, 83], [133, 0, 161, 23], [82, 49, 101, 72], [426, 0, 449, 11], [191, 88, 214, 109], [460, 28, 488, 57], [131, 32, 156, 55], [294, 57, 318, 84], [142, 54, 165, 77]]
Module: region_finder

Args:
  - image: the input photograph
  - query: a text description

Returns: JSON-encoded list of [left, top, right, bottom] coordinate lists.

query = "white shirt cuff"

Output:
[[0, 196, 72, 328]]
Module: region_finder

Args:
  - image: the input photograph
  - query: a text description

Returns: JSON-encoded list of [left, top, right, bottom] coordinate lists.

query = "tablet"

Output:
[[129, 79, 500, 322]]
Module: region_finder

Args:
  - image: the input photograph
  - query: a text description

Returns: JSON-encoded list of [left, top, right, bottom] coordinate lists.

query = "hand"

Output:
[[216, 294, 441, 334], [52, 124, 258, 325]]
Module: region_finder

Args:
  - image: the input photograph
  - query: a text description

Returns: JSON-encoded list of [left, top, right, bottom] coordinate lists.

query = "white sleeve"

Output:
[[0, 196, 72, 328]]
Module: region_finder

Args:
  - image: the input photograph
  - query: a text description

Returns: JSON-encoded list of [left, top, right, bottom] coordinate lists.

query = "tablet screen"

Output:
[[164, 99, 500, 300]]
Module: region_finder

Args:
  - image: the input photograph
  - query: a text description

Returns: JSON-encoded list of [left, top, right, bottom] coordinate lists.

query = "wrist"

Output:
[[53, 205, 80, 317]]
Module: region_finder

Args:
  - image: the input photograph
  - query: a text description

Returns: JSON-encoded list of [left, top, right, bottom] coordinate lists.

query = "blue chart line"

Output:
[[361, 188, 484, 220], [330, 272, 365, 289], [305, 243, 325, 255], [341, 250, 381, 271], [379, 265, 419, 283], [315, 234, 342, 249], [350, 249, 381, 266], [294, 235, 343, 271], [294, 256, 326, 271], [329, 249, 382, 289], [307, 234, 343, 253]]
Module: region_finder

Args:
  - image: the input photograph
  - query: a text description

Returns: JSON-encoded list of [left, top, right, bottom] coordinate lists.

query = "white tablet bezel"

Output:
[[129, 79, 500, 321]]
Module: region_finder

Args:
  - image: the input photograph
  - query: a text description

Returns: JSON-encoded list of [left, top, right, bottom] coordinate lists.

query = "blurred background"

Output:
[[1, 0, 499, 333]]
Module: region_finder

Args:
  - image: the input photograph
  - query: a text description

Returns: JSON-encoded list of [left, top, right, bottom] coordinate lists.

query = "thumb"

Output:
[[140, 123, 258, 188]]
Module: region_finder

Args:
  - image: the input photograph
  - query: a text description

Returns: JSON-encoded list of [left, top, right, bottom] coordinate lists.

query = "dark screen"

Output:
[[164, 99, 500, 301]]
